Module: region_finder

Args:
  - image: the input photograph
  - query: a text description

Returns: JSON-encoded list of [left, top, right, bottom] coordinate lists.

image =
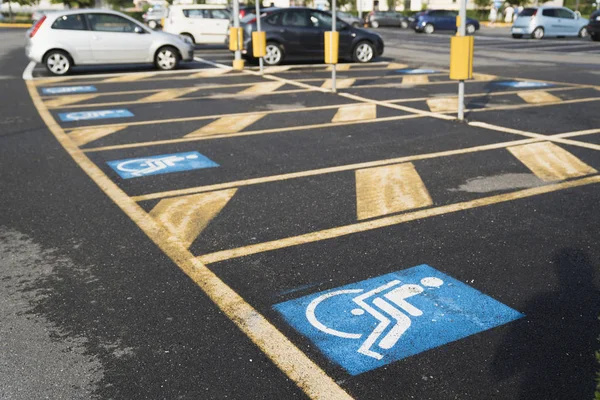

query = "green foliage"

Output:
[[473, 0, 491, 10], [326, 0, 352, 10], [387, 0, 396, 11], [50, 0, 95, 8], [123, 11, 145, 21]]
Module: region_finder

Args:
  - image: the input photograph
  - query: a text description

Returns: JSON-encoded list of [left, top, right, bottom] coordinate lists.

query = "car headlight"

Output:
[[596, 16, 600, 21], [179, 35, 193, 44]]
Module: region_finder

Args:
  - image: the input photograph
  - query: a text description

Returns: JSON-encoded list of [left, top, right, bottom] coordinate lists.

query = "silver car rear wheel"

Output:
[[579, 27, 588, 38], [353, 41, 374, 63], [264, 43, 283, 65], [148, 20, 158, 29], [532, 27, 544, 39], [466, 24, 476, 34], [45, 51, 71, 76], [155, 46, 179, 71], [371, 20, 379, 28], [424, 24, 434, 34]]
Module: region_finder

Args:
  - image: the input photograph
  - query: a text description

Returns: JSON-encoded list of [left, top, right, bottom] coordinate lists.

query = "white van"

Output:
[[162, 5, 230, 44]]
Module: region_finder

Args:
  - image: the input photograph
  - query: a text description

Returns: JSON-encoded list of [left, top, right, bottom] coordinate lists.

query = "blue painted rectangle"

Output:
[[395, 68, 438, 74], [107, 151, 218, 179], [494, 81, 553, 88], [58, 109, 133, 122], [274, 264, 523, 375], [42, 86, 97, 95]]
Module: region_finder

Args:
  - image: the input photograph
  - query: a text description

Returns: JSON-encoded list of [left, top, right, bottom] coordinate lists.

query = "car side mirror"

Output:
[[134, 26, 146, 34]]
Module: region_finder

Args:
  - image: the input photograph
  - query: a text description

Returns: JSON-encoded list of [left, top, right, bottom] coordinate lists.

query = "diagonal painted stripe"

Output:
[[387, 63, 409, 69], [149, 189, 237, 249], [472, 73, 497, 81], [45, 94, 100, 108], [402, 75, 429, 84], [189, 68, 230, 78], [517, 91, 561, 104], [185, 114, 265, 137], [426, 97, 458, 112], [355, 163, 433, 220], [238, 81, 285, 94], [327, 64, 351, 71], [264, 66, 292, 73], [139, 87, 199, 102], [508, 141, 597, 182], [321, 78, 356, 89], [35, 77, 74, 86], [102, 72, 156, 83], [331, 103, 377, 122], [69, 126, 127, 147]]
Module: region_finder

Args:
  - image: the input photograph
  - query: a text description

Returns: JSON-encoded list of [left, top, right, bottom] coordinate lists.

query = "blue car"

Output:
[[410, 10, 479, 34], [511, 6, 589, 39]]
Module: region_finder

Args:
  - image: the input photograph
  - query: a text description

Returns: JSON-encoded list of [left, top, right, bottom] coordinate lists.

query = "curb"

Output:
[[0, 23, 32, 28], [480, 22, 512, 27]]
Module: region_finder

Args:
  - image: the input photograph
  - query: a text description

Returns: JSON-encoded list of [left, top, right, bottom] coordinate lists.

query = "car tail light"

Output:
[[246, 17, 257, 24], [531, 10, 537, 17], [29, 15, 46, 38], [240, 9, 247, 17]]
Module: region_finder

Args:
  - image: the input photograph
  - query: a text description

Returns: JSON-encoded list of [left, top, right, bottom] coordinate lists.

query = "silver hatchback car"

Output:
[[511, 6, 589, 39], [26, 9, 195, 75]]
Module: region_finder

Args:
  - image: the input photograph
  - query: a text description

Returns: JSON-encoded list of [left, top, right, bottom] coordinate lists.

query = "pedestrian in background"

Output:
[[504, 5, 515, 23], [489, 6, 498, 26]]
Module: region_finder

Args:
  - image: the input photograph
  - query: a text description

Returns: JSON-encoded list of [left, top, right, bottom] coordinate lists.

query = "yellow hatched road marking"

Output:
[[26, 80, 352, 400], [426, 97, 458, 113], [44, 94, 100, 108], [472, 73, 497, 81], [238, 81, 285, 94], [355, 163, 433, 220], [321, 78, 356, 89], [198, 175, 600, 264], [263, 66, 292, 73], [69, 126, 126, 147], [102, 72, 156, 83], [34, 77, 74, 86], [139, 87, 199, 102], [149, 189, 237, 249], [186, 114, 265, 137], [331, 103, 376, 122], [517, 91, 562, 104], [327, 64, 351, 71], [402, 75, 429, 84], [387, 63, 409, 69], [189, 68, 230, 78], [508, 141, 597, 182]]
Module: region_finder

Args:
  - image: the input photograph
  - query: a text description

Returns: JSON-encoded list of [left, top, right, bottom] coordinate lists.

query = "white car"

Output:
[[162, 5, 230, 44], [25, 9, 195, 75]]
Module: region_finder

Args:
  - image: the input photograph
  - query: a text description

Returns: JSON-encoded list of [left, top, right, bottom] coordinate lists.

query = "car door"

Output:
[[307, 10, 351, 58], [556, 8, 578, 35], [439, 10, 457, 30], [278, 9, 314, 57], [87, 13, 153, 63], [208, 9, 231, 43], [181, 9, 211, 43], [541, 8, 560, 35], [49, 13, 94, 64]]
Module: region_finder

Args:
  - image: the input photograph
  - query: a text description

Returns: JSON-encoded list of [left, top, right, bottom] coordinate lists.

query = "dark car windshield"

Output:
[[519, 8, 537, 17]]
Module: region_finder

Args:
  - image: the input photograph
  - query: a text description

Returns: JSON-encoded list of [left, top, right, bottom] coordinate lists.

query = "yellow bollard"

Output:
[[324, 31, 339, 64], [229, 27, 244, 51], [449, 36, 474, 80], [252, 31, 266, 58]]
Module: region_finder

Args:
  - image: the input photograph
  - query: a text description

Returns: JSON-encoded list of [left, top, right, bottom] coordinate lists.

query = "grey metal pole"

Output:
[[255, 0, 263, 74], [331, 0, 337, 92], [233, 0, 241, 67], [457, 0, 466, 120]]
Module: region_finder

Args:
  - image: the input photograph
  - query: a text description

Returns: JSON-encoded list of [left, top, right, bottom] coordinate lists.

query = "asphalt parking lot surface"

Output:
[[1, 26, 599, 399]]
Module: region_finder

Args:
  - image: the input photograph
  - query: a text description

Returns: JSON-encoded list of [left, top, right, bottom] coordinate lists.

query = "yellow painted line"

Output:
[[69, 126, 127, 147], [0, 23, 32, 28], [464, 96, 600, 115], [102, 72, 156, 83], [189, 68, 230, 78], [34, 77, 74, 86], [331, 103, 376, 123], [356, 163, 433, 220], [321, 79, 356, 89], [26, 80, 352, 400], [139, 87, 199, 102], [186, 114, 265, 137], [387, 63, 409, 69], [508, 141, 597, 182], [85, 114, 422, 153], [472, 73, 497, 81], [327, 64, 351, 71], [44, 94, 100, 108], [149, 189, 237, 248], [131, 136, 543, 202], [238, 81, 285, 94], [426, 97, 458, 113], [517, 90, 562, 104], [198, 174, 600, 264], [402, 75, 429, 84], [263, 66, 292, 73]]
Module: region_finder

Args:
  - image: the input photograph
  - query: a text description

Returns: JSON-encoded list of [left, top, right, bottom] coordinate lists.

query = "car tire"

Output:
[[264, 42, 284, 66], [148, 20, 158, 29], [371, 20, 379, 28], [400, 20, 408, 29], [353, 41, 375, 63], [181, 32, 195, 44], [466, 23, 476, 35], [44, 50, 73, 76], [424, 23, 434, 34], [512, 34, 523, 39], [591, 32, 600, 42], [578, 27, 588, 38], [154, 46, 180, 71], [532, 27, 544, 39]]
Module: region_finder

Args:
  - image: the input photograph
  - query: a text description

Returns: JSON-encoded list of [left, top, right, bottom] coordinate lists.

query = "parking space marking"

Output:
[[70, 126, 127, 146], [356, 163, 433, 220], [472, 73, 497, 81], [387, 63, 409, 69], [426, 97, 457, 113], [198, 174, 600, 264], [45, 94, 101, 108], [102, 72, 156, 83], [464, 96, 600, 115], [327, 64, 351, 71], [402, 75, 429, 84], [186, 114, 266, 137], [26, 79, 353, 400], [331, 104, 376, 122], [517, 90, 562, 104], [263, 66, 292, 73], [149, 189, 237, 249], [322, 79, 356, 89], [508, 141, 597, 182], [189, 68, 231, 78], [139, 87, 199, 102], [239, 81, 286, 94]]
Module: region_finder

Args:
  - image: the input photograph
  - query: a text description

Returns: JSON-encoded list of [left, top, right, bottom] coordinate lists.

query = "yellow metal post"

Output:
[[252, 31, 266, 58]]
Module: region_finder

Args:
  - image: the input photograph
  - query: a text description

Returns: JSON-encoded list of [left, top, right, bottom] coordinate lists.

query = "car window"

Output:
[[542, 9, 557, 17], [556, 8, 574, 19], [281, 10, 309, 27], [265, 11, 282, 25], [87, 13, 139, 32], [309, 11, 332, 29], [210, 9, 230, 19], [519, 8, 537, 17], [428, 10, 441, 17], [52, 14, 87, 30], [183, 9, 210, 18]]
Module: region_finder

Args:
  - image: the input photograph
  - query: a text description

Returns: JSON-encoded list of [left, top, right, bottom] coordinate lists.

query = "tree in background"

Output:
[[387, 0, 395, 11], [7, 0, 37, 22], [326, 0, 351, 10], [50, 0, 94, 8]]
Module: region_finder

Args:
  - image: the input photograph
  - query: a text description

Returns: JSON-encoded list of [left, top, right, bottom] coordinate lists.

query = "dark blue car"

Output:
[[410, 10, 479, 34]]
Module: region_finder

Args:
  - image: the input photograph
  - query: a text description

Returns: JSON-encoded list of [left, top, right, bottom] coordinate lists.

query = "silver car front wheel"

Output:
[[148, 20, 158, 29], [466, 24, 476, 34], [579, 27, 588, 38], [155, 46, 179, 71], [532, 27, 544, 39], [424, 24, 434, 34], [264, 43, 283, 65], [45, 51, 71, 76], [353, 42, 374, 63]]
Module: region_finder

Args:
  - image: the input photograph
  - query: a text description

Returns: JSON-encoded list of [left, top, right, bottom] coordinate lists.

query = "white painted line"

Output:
[[22, 61, 35, 81]]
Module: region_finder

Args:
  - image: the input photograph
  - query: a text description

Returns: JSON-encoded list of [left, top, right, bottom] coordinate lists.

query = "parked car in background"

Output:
[[365, 11, 409, 28], [25, 10, 194, 75], [511, 6, 589, 39], [411, 10, 479, 34], [143, 6, 167, 29], [240, 7, 384, 65], [163, 5, 230, 44], [336, 11, 363, 27], [587, 9, 600, 41]]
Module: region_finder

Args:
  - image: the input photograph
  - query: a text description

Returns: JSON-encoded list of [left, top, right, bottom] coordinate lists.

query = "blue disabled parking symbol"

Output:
[[494, 80, 553, 88], [59, 109, 133, 122], [395, 68, 438, 74], [274, 264, 523, 375], [42, 86, 97, 95], [107, 151, 218, 179]]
